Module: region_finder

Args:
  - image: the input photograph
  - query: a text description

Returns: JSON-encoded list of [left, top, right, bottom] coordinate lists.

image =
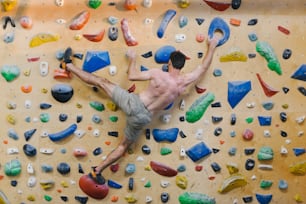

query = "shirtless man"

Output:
[[63, 35, 219, 183]]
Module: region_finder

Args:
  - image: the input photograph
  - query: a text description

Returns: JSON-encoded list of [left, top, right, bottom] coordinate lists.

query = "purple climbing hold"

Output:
[[291, 64, 306, 81], [228, 81, 252, 109], [154, 45, 176, 63], [153, 128, 178, 142], [186, 141, 212, 162], [82, 51, 111, 73]]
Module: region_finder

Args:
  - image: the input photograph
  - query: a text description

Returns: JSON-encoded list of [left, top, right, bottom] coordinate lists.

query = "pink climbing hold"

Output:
[[243, 129, 254, 141], [121, 18, 138, 46]]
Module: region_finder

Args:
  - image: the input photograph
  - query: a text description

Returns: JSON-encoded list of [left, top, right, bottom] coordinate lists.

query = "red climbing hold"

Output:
[[278, 25, 290, 35], [256, 73, 279, 97], [203, 0, 231, 11], [150, 161, 178, 177], [79, 175, 109, 199]]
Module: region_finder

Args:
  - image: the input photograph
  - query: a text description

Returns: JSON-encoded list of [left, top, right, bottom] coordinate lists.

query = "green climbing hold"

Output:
[[178, 192, 216, 204], [88, 0, 102, 9], [40, 113, 50, 123], [1, 65, 20, 82], [4, 159, 22, 176], [260, 180, 273, 189], [44, 195, 52, 202], [89, 101, 105, 111], [160, 147, 172, 155], [256, 41, 282, 75], [186, 92, 215, 123], [109, 115, 118, 122], [257, 146, 274, 160], [144, 181, 151, 188]]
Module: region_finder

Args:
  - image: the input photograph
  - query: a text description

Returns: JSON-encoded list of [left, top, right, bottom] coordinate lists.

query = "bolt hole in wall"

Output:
[[0, 0, 305, 204]]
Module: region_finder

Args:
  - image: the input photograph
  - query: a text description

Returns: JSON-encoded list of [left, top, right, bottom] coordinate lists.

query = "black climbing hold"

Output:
[[60, 196, 68, 202], [212, 116, 223, 123], [73, 53, 84, 60], [162, 64, 169, 72], [3, 16, 16, 29], [195, 18, 205, 25], [210, 162, 221, 172], [179, 116, 185, 122], [248, 19, 258, 26], [214, 127, 222, 136], [244, 148, 255, 155], [211, 102, 221, 107], [141, 51, 153, 58], [282, 48, 292, 59], [59, 113, 68, 122], [76, 115, 83, 123], [24, 128, 37, 141], [179, 130, 187, 138], [11, 180, 18, 187], [93, 147, 102, 156], [245, 158, 255, 170], [161, 192, 169, 203], [248, 53, 256, 58], [74, 196, 88, 204], [145, 128, 150, 140], [212, 148, 220, 153], [282, 87, 289, 94], [23, 144, 37, 157], [108, 26, 118, 41], [141, 145, 151, 155], [231, 0, 241, 9], [51, 84, 74, 103], [280, 112, 287, 122], [78, 163, 84, 174], [40, 103, 52, 109], [280, 130, 288, 137], [230, 113, 236, 125], [108, 131, 119, 137], [242, 195, 253, 203], [297, 86, 306, 96], [128, 177, 134, 190], [198, 52, 203, 58], [108, 2, 116, 6], [92, 86, 99, 92], [57, 162, 71, 175]]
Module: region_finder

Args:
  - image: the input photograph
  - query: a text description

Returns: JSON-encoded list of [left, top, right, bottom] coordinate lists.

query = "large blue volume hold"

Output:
[[154, 45, 176, 63], [228, 81, 252, 109], [48, 123, 77, 142], [186, 141, 212, 162], [152, 128, 179, 142], [82, 51, 111, 73], [157, 9, 176, 38], [291, 64, 306, 81], [208, 17, 230, 47]]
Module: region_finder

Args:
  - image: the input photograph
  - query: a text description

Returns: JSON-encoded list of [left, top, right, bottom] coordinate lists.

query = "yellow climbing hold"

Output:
[[176, 175, 188, 189], [1, 0, 17, 11], [60, 180, 69, 188], [289, 161, 306, 175], [226, 163, 239, 175], [29, 33, 60, 47], [125, 195, 137, 203], [7, 114, 16, 124], [106, 101, 117, 111], [178, 0, 190, 8], [27, 195, 36, 202], [294, 194, 303, 203], [218, 174, 247, 193], [220, 48, 248, 62], [0, 190, 10, 204]]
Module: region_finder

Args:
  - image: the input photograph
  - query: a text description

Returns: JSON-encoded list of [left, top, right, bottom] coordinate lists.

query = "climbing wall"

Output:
[[0, 0, 305, 203]]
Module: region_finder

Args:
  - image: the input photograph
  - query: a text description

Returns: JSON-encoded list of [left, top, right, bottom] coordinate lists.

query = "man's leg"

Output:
[[94, 136, 134, 174]]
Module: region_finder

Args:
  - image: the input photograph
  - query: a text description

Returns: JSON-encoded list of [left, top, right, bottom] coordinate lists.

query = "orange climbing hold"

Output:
[[83, 29, 105, 42], [124, 0, 137, 10], [54, 69, 72, 79], [230, 18, 241, 26], [111, 195, 119, 202], [21, 84, 32, 93], [69, 10, 90, 30], [196, 33, 205, 43]]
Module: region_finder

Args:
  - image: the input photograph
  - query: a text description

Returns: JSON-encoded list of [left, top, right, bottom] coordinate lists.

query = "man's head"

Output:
[[169, 51, 186, 70]]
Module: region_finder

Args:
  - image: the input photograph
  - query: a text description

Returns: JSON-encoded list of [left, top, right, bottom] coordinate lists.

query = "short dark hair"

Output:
[[170, 51, 186, 70]]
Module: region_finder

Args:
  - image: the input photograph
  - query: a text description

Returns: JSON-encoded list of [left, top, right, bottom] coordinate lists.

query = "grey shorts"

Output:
[[112, 86, 152, 142]]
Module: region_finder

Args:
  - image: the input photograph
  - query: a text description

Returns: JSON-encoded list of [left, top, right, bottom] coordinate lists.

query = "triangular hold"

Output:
[[82, 51, 111, 73], [291, 64, 306, 82], [256, 73, 279, 97], [228, 80, 252, 109]]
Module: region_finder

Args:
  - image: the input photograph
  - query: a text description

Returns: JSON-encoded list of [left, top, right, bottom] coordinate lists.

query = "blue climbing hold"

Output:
[[228, 81, 252, 109], [258, 116, 272, 126], [48, 123, 77, 142], [152, 128, 179, 142], [186, 141, 212, 162], [291, 64, 306, 82], [293, 148, 305, 156], [208, 17, 230, 47], [255, 193, 272, 204], [154, 45, 176, 63], [82, 51, 111, 73], [157, 9, 176, 38], [107, 179, 122, 189]]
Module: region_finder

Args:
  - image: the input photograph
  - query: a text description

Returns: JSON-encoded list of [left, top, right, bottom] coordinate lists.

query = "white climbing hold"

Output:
[[92, 129, 100, 137], [40, 61, 49, 77], [160, 180, 170, 188], [175, 34, 186, 43], [143, 0, 152, 8], [27, 176, 37, 187], [285, 139, 291, 144], [24, 99, 32, 109], [56, 18, 66, 24], [7, 147, 18, 154], [246, 102, 255, 108], [296, 115, 305, 124], [145, 195, 153, 203], [160, 114, 171, 123], [180, 146, 186, 157], [179, 99, 185, 110], [195, 128, 203, 140], [251, 175, 257, 180], [109, 65, 117, 76], [280, 146, 288, 155], [40, 130, 49, 137], [144, 18, 153, 25], [74, 129, 86, 138], [263, 130, 271, 137], [55, 0, 64, 7], [297, 131, 304, 137], [27, 163, 35, 174], [258, 164, 273, 170], [136, 156, 144, 161], [40, 148, 54, 154]]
